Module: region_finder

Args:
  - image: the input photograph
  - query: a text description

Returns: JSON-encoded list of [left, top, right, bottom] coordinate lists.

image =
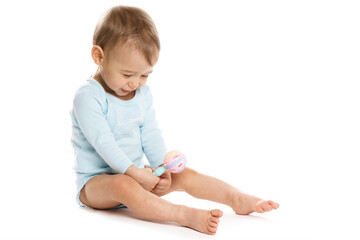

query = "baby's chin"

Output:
[[115, 89, 135, 100], [116, 92, 128, 96], [115, 90, 130, 96]]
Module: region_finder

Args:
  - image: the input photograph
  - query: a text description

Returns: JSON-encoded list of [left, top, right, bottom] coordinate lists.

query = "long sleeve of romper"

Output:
[[73, 92, 134, 174], [140, 87, 168, 169]]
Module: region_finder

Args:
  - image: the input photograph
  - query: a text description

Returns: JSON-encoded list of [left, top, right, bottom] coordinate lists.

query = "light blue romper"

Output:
[[70, 77, 167, 208]]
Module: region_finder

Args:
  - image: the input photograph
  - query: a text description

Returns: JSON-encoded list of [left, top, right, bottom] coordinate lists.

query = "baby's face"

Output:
[[99, 44, 155, 99]]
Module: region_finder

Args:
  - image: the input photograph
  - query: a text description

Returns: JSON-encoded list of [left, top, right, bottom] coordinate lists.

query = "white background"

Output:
[[0, 0, 359, 239]]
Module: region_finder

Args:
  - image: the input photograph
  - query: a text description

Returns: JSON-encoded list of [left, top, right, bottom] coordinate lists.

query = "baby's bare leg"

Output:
[[80, 174, 223, 235], [170, 168, 280, 215]]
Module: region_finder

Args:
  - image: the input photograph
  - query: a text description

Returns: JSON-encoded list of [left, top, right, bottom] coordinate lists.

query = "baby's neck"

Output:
[[93, 71, 135, 101]]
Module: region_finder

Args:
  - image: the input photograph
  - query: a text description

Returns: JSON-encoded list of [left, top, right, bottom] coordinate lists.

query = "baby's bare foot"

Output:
[[230, 191, 280, 215], [181, 207, 223, 235]]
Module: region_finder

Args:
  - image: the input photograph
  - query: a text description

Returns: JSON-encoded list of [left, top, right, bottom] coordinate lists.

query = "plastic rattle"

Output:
[[153, 151, 187, 176]]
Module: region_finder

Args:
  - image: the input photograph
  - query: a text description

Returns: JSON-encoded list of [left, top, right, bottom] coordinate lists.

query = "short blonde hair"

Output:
[[93, 6, 160, 65]]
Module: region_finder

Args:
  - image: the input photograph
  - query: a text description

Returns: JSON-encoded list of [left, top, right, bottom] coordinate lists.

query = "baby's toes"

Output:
[[210, 209, 223, 218], [256, 200, 272, 212], [268, 200, 280, 209], [207, 220, 218, 235], [209, 221, 218, 228], [262, 201, 273, 211], [210, 216, 220, 224], [207, 225, 217, 235]]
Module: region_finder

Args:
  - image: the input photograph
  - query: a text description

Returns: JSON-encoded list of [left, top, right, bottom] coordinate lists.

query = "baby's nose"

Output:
[[128, 81, 139, 89]]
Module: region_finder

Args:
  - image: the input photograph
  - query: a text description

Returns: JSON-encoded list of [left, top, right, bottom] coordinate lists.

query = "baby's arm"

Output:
[[140, 86, 168, 169], [140, 86, 171, 193], [73, 92, 134, 174]]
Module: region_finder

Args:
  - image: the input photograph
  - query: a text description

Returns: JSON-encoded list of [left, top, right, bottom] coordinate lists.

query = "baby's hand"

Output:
[[151, 170, 172, 195], [125, 165, 160, 191]]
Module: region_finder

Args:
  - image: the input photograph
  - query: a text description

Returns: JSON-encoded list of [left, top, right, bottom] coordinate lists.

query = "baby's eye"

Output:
[[123, 74, 132, 78], [141, 75, 149, 78]]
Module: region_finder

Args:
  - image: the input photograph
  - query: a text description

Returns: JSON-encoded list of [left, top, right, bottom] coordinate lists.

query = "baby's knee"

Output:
[[181, 167, 198, 177], [109, 174, 139, 194], [171, 167, 198, 189]]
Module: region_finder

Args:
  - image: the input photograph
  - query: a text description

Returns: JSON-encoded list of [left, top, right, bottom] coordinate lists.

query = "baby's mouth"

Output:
[[121, 89, 132, 94]]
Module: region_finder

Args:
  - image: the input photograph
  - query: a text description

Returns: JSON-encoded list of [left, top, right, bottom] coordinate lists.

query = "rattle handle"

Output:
[[153, 165, 166, 176]]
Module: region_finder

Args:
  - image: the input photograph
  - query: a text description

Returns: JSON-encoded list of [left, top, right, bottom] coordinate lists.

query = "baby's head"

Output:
[[91, 6, 160, 99]]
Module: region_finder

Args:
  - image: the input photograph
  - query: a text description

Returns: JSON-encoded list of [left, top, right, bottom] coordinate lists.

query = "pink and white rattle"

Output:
[[153, 151, 187, 176]]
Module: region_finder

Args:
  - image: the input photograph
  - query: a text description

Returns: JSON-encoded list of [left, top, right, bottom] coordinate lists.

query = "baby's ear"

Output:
[[91, 45, 105, 66]]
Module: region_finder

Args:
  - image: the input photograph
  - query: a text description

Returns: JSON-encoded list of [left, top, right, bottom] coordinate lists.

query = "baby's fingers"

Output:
[[151, 184, 166, 194], [152, 184, 163, 191]]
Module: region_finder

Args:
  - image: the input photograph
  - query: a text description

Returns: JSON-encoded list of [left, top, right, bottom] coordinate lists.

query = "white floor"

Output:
[[2, 182, 359, 240]]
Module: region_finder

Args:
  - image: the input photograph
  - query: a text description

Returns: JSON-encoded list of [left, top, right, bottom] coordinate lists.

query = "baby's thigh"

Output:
[[80, 174, 132, 209]]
